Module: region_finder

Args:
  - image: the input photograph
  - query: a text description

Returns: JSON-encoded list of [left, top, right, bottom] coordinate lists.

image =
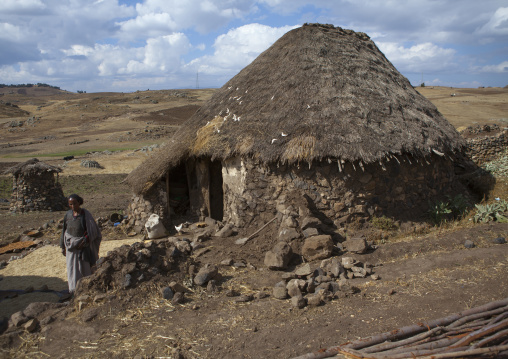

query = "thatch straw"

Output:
[[3, 158, 62, 176], [126, 23, 464, 195]]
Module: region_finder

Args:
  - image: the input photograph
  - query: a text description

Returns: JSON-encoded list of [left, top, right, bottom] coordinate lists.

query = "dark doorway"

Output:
[[209, 160, 224, 221], [167, 163, 190, 217]]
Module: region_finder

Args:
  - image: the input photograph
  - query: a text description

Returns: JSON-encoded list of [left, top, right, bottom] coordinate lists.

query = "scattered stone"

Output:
[[39, 316, 54, 326], [23, 318, 39, 332], [215, 224, 236, 238], [306, 294, 323, 307], [10, 311, 28, 327], [264, 242, 293, 270], [341, 257, 356, 269], [172, 292, 185, 305], [123, 274, 132, 288], [234, 294, 253, 303], [493, 237, 506, 244], [281, 272, 297, 281], [286, 279, 304, 298], [225, 289, 239, 297], [370, 274, 380, 281], [278, 228, 300, 242], [273, 286, 288, 300], [254, 291, 269, 300], [294, 263, 312, 276], [464, 240, 475, 248], [343, 237, 368, 254], [302, 235, 334, 261], [169, 281, 188, 293], [220, 258, 234, 266], [206, 280, 218, 293], [388, 288, 396, 295], [302, 227, 320, 238], [161, 286, 174, 300], [300, 216, 321, 230], [321, 257, 344, 278], [291, 295, 307, 309], [194, 264, 219, 286]]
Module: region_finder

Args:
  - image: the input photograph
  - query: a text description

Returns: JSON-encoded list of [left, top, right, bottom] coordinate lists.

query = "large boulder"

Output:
[[264, 242, 293, 270], [302, 235, 334, 261]]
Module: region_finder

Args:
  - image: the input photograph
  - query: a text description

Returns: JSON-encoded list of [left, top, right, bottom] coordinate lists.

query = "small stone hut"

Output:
[[4, 158, 66, 213], [125, 24, 467, 234]]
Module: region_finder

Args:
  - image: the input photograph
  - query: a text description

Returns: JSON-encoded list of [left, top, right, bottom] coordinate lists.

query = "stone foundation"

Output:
[[10, 173, 66, 213]]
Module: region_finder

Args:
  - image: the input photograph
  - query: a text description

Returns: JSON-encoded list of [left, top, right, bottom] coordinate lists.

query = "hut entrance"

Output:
[[209, 160, 223, 221], [167, 163, 190, 217]]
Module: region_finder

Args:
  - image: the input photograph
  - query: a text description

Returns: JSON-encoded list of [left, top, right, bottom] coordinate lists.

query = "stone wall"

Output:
[[222, 155, 463, 235], [128, 181, 169, 231], [128, 153, 465, 233], [463, 128, 508, 165], [10, 173, 66, 213]]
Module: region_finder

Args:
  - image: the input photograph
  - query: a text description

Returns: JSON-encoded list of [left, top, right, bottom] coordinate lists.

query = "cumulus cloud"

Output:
[[377, 42, 457, 74], [0, 0, 506, 91], [118, 0, 257, 38], [0, 0, 47, 14], [478, 61, 508, 73], [189, 23, 297, 75], [476, 7, 508, 36]]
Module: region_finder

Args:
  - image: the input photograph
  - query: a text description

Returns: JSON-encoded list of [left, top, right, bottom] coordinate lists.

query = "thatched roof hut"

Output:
[[125, 23, 466, 232], [3, 158, 63, 177], [126, 23, 463, 195], [4, 158, 66, 213]]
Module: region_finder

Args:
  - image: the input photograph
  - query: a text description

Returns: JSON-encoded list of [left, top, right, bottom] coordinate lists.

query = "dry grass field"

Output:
[[0, 85, 506, 358]]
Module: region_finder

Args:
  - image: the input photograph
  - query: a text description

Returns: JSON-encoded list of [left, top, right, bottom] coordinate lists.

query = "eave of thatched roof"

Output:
[[126, 23, 464, 195], [3, 158, 63, 176]]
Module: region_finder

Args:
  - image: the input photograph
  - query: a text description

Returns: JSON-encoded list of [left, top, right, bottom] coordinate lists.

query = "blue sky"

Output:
[[0, 0, 507, 93]]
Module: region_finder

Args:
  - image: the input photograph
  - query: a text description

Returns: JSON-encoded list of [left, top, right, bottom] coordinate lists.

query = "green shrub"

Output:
[[371, 216, 398, 230], [428, 194, 471, 225], [473, 199, 508, 223]]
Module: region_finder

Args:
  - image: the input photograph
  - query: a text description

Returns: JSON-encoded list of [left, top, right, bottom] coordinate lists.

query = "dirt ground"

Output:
[[0, 86, 507, 358]]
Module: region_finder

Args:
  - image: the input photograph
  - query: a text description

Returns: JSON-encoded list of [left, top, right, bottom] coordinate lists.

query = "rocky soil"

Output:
[[0, 86, 507, 358]]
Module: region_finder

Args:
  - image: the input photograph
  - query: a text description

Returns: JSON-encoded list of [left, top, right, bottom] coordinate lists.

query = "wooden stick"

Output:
[[362, 327, 442, 354], [236, 216, 277, 245]]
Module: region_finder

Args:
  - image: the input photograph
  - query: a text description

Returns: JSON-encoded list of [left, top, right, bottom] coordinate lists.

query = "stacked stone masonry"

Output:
[[222, 154, 461, 230], [464, 128, 508, 165], [10, 173, 66, 213]]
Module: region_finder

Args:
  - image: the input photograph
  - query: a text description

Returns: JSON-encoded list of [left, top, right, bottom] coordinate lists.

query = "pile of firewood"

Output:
[[294, 298, 508, 359]]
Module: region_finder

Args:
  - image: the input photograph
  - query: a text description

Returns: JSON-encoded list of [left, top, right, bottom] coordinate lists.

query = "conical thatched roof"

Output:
[[3, 158, 63, 176], [126, 23, 464, 195]]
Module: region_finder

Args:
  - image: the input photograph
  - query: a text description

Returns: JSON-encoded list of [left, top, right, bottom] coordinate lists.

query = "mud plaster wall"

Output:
[[222, 155, 462, 230], [464, 129, 508, 165], [10, 173, 66, 213]]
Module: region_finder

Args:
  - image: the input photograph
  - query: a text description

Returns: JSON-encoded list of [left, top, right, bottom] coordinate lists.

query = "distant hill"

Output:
[[0, 102, 30, 119]]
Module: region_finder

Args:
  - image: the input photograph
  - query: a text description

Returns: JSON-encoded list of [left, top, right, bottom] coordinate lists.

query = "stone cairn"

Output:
[[3, 158, 66, 213]]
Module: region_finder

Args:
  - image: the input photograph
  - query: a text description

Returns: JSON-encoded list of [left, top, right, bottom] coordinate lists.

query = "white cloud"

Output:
[[476, 7, 508, 36], [378, 42, 457, 73], [0, 0, 46, 14], [118, 0, 257, 37], [479, 61, 508, 73], [190, 23, 297, 75]]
